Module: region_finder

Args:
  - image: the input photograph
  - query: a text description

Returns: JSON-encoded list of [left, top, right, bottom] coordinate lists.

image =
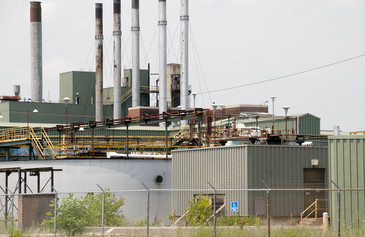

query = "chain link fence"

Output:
[[0, 186, 364, 236]]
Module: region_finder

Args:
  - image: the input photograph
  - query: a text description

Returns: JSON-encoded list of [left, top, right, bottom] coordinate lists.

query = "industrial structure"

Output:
[[0, 0, 364, 232]]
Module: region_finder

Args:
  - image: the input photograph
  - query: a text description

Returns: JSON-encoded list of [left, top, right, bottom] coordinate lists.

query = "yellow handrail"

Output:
[[29, 127, 45, 159], [41, 127, 56, 159], [301, 199, 328, 224]]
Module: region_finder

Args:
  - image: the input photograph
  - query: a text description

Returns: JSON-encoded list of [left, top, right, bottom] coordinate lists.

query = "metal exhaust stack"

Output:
[[159, 0, 167, 117], [30, 1, 42, 102], [95, 3, 104, 121], [113, 0, 122, 120], [132, 0, 140, 107], [180, 0, 189, 125]]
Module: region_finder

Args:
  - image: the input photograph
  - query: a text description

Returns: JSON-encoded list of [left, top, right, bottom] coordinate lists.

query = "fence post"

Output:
[[11, 193, 14, 235], [54, 188, 58, 237], [331, 180, 341, 237], [142, 183, 150, 237], [97, 184, 105, 237], [208, 182, 217, 237], [262, 181, 270, 237]]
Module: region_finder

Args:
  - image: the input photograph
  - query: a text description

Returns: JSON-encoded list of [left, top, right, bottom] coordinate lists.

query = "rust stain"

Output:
[[30, 2, 42, 22], [114, 1, 121, 14]]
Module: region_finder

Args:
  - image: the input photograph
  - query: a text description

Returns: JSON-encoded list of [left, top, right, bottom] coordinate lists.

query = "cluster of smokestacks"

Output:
[[30, 1, 190, 122]]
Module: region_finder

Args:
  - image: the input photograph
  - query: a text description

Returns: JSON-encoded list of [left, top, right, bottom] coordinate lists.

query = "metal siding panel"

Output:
[[343, 140, 352, 225], [328, 136, 365, 227], [358, 140, 365, 223], [328, 139, 336, 227], [351, 140, 358, 225]]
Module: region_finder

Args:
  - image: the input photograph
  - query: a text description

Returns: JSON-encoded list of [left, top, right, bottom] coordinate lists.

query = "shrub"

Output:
[[185, 195, 213, 226], [42, 190, 125, 236]]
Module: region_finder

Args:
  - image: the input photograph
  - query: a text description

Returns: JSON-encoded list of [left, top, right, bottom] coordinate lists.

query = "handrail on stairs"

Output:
[[28, 127, 58, 159], [29, 127, 45, 159], [301, 199, 328, 224], [41, 127, 57, 159]]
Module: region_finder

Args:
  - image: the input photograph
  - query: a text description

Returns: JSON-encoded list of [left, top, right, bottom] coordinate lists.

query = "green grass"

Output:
[[2, 223, 365, 236], [173, 226, 365, 237]]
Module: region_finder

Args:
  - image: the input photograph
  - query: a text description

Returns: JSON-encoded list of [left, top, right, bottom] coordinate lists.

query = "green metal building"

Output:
[[240, 113, 320, 135], [103, 69, 150, 116], [60, 71, 95, 105], [328, 135, 365, 228], [0, 101, 113, 124]]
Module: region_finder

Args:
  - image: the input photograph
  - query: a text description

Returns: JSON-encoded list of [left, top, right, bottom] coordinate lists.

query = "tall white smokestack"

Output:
[[30, 1, 42, 102], [95, 3, 104, 121], [132, 0, 140, 107], [159, 0, 167, 117], [113, 0, 122, 120], [180, 0, 189, 125]]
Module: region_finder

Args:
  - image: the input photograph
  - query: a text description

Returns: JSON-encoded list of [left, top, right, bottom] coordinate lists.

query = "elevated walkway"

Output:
[[0, 127, 56, 160]]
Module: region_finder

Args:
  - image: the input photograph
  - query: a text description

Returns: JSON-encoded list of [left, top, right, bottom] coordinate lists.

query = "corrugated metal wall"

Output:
[[240, 117, 297, 133], [247, 145, 328, 216], [172, 146, 249, 216], [242, 113, 320, 135], [298, 114, 320, 135], [172, 145, 328, 217], [328, 136, 365, 228]]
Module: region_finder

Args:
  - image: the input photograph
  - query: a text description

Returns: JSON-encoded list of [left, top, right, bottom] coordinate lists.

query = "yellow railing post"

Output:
[[315, 199, 318, 219]]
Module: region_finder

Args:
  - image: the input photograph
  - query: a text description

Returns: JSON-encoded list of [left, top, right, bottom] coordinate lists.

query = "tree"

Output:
[[42, 191, 125, 236]]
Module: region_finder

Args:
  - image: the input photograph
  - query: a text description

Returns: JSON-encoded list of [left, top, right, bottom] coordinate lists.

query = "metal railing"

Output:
[[300, 198, 328, 223]]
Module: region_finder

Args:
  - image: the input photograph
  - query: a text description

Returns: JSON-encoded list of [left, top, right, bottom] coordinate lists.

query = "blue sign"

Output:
[[231, 201, 238, 212]]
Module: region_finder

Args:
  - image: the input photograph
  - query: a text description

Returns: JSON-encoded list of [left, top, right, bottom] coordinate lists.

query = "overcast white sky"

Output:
[[1, 0, 365, 131]]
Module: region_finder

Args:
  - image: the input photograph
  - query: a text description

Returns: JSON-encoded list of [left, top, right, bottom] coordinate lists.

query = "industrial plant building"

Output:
[[1, 0, 364, 232]]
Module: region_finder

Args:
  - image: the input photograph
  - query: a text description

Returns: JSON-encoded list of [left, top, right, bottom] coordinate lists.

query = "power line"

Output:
[[198, 53, 365, 95]]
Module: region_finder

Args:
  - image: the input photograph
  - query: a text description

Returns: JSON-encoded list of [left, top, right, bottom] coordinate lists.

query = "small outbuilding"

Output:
[[172, 145, 328, 218]]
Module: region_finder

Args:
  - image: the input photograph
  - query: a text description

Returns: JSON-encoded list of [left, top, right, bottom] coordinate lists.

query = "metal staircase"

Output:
[[121, 86, 154, 104], [300, 199, 328, 225], [29, 127, 57, 159]]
